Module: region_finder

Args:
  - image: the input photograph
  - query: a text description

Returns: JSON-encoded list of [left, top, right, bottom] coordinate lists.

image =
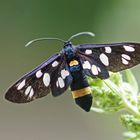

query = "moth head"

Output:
[[64, 42, 76, 59]]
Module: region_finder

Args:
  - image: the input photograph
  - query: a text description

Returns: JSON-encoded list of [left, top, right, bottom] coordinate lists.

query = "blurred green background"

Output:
[[1, 0, 140, 140]]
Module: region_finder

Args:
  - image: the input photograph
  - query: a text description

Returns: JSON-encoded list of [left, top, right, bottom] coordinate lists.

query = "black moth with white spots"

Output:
[[5, 32, 140, 112]]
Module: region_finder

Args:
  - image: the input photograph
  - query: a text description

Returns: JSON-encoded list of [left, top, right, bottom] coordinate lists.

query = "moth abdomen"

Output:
[[72, 87, 92, 112], [74, 94, 92, 112], [69, 60, 93, 111]]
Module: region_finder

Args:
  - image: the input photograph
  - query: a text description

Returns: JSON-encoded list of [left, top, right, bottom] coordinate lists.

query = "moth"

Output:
[[5, 32, 140, 112]]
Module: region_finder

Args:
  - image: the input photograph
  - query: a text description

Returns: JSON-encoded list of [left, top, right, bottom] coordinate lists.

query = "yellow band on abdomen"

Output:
[[72, 87, 91, 99]]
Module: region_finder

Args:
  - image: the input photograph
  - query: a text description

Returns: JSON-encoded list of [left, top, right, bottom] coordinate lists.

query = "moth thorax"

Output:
[[69, 60, 79, 67]]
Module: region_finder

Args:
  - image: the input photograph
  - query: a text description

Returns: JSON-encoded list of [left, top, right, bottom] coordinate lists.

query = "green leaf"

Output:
[[88, 70, 140, 140]]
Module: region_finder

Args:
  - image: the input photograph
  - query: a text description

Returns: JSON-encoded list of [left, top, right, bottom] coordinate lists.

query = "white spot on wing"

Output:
[[122, 58, 129, 65], [61, 69, 69, 79], [121, 54, 131, 60], [36, 70, 43, 78], [25, 86, 32, 96], [29, 88, 34, 98], [52, 61, 59, 67], [121, 54, 131, 65], [97, 67, 101, 72], [17, 79, 26, 90], [56, 81, 59, 87], [99, 53, 109, 66], [123, 45, 135, 52], [85, 49, 92, 55], [83, 61, 91, 69], [58, 77, 65, 88], [91, 65, 98, 75], [43, 73, 50, 87], [105, 47, 112, 53]]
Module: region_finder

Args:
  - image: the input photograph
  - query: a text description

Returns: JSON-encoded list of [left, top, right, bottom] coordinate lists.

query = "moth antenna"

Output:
[[25, 37, 66, 47], [68, 32, 95, 42]]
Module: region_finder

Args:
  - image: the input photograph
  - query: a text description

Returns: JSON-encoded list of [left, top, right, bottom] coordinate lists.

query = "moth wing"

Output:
[[5, 53, 63, 103], [77, 43, 140, 72], [50, 59, 73, 97]]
